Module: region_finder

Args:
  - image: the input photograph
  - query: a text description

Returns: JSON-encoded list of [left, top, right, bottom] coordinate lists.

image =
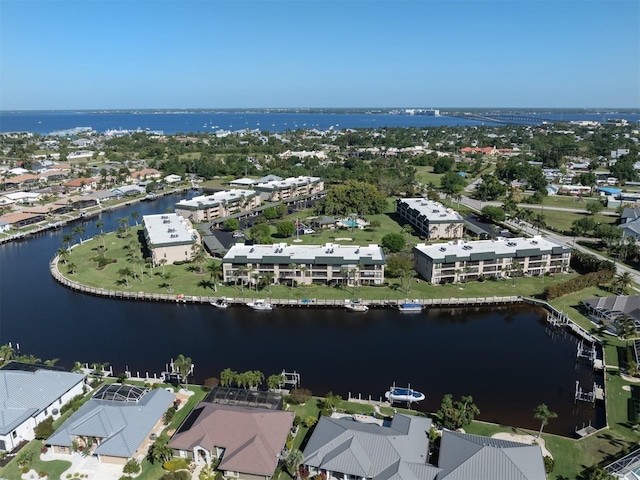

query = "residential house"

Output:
[[143, 213, 199, 266], [46, 384, 174, 465], [3, 173, 41, 189], [413, 236, 571, 284], [175, 189, 260, 223], [302, 414, 440, 479], [131, 168, 162, 181], [164, 174, 182, 184], [0, 364, 85, 452], [0, 211, 45, 228], [169, 403, 294, 478], [1, 192, 42, 204], [111, 185, 146, 197], [437, 431, 546, 479], [63, 178, 97, 193], [229, 177, 259, 188], [222, 242, 385, 286], [396, 198, 464, 240]]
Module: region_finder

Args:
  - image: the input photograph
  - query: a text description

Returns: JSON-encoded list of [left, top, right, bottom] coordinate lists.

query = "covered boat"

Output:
[[397, 302, 423, 312]]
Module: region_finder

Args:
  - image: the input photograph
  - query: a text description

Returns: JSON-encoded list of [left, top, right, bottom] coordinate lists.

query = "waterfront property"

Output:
[[142, 213, 199, 265], [396, 198, 464, 240], [252, 175, 324, 202], [302, 414, 440, 479], [582, 295, 640, 334], [302, 415, 546, 480], [413, 236, 571, 284], [174, 189, 260, 223], [46, 384, 174, 465], [169, 402, 294, 478], [0, 363, 85, 452], [222, 242, 386, 286]]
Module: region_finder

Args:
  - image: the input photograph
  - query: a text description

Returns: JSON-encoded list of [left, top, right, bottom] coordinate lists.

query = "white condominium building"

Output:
[[252, 176, 324, 202], [396, 198, 464, 240], [143, 213, 199, 266], [413, 236, 571, 284], [222, 242, 385, 287], [174, 189, 260, 223]]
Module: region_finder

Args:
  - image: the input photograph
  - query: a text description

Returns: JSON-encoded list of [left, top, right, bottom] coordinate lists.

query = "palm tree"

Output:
[[288, 263, 297, 290], [131, 211, 140, 226], [263, 272, 275, 294], [286, 449, 304, 477], [533, 403, 558, 439], [191, 244, 207, 274], [117, 267, 134, 288], [531, 213, 546, 233], [62, 233, 73, 250], [206, 262, 223, 293], [220, 368, 238, 387], [173, 354, 193, 387], [614, 271, 635, 294], [0, 344, 16, 364], [158, 258, 167, 277], [237, 266, 249, 293], [72, 225, 85, 245], [95, 220, 104, 234], [511, 261, 522, 286], [67, 262, 77, 275], [57, 247, 70, 264]]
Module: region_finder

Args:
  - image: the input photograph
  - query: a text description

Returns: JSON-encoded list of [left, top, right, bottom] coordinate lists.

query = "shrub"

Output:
[[287, 388, 312, 405], [304, 416, 317, 428], [22, 466, 30, 474], [163, 458, 189, 471], [34, 416, 55, 440], [543, 270, 614, 300], [16, 450, 34, 468], [38, 471, 47, 478], [160, 472, 190, 480], [60, 394, 85, 415], [544, 455, 555, 474], [123, 458, 141, 474], [163, 406, 177, 425]]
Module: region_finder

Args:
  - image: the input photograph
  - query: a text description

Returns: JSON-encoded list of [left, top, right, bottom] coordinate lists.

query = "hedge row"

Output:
[[570, 250, 615, 274], [544, 270, 614, 300]]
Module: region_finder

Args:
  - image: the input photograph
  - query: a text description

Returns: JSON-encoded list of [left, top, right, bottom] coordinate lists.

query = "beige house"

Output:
[[175, 189, 260, 223], [396, 198, 464, 240], [143, 213, 199, 265]]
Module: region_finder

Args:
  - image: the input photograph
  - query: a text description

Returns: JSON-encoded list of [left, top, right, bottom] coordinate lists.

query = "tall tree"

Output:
[[173, 354, 193, 387], [533, 403, 558, 438]]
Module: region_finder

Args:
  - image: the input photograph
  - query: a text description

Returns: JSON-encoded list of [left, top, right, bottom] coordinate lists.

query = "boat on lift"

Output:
[[385, 386, 425, 403], [397, 302, 423, 313]]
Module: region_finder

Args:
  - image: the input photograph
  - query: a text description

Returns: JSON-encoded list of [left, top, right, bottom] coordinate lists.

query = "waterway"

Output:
[[0, 193, 603, 436]]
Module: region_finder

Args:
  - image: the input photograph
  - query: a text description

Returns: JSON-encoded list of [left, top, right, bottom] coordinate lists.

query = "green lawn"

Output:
[[415, 165, 445, 186]]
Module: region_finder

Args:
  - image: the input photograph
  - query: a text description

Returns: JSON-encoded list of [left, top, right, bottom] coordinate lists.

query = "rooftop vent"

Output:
[[439, 247, 447, 252]]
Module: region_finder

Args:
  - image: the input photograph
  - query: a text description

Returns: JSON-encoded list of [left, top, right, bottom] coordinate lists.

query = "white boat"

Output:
[[344, 300, 368, 312], [385, 387, 425, 403], [210, 299, 228, 309], [397, 302, 423, 313], [246, 299, 273, 311]]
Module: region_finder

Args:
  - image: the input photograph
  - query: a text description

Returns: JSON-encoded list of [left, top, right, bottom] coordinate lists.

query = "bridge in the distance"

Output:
[[447, 113, 554, 125]]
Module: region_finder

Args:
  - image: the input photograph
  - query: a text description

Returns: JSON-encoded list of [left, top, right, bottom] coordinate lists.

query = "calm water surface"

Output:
[[0, 194, 602, 436]]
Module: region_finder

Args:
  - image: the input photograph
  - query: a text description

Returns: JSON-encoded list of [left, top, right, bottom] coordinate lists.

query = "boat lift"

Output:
[[281, 370, 301, 388]]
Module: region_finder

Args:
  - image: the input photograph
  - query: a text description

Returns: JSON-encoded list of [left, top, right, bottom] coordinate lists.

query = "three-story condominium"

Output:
[[174, 189, 260, 223], [252, 176, 325, 202], [222, 242, 385, 287], [143, 213, 199, 266], [413, 236, 571, 284], [396, 198, 464, 239]]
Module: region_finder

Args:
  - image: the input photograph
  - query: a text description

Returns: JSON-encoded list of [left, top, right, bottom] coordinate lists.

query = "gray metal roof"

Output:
[[0, 368, 85, 435], [583, 295, 640, 322], [436, 431, 546, 480], [302, 414, 436, 479], [46, 387, 174, 458]]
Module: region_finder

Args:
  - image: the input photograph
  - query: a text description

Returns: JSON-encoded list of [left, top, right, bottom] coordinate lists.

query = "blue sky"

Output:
[[1, 0, 638, 109]]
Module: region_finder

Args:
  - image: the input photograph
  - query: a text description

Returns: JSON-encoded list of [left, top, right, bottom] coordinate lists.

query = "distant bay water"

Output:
[[1, 110, 639, 135]]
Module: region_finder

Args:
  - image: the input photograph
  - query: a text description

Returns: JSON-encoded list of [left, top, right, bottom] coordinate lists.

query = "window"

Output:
[[12, 431, 17, 438]]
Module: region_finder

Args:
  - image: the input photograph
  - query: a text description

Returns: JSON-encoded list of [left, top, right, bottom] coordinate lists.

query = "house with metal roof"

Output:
[[169, 403, 294, 478], [142, 213, 199, 266], [46, 384, 174, 465], [222, 242, 385, 287], [302, 417, 546, 480], [302, 414, 441, 479], [396, 198, 464, 240], [437, 431, 546, 479], [0, 366, 85, 452], [582, 295, 640, 334], [413, 236, 571, 284]]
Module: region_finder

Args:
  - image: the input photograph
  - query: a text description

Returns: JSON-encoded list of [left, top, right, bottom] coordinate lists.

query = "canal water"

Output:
[[0, 193, 603, 436]]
